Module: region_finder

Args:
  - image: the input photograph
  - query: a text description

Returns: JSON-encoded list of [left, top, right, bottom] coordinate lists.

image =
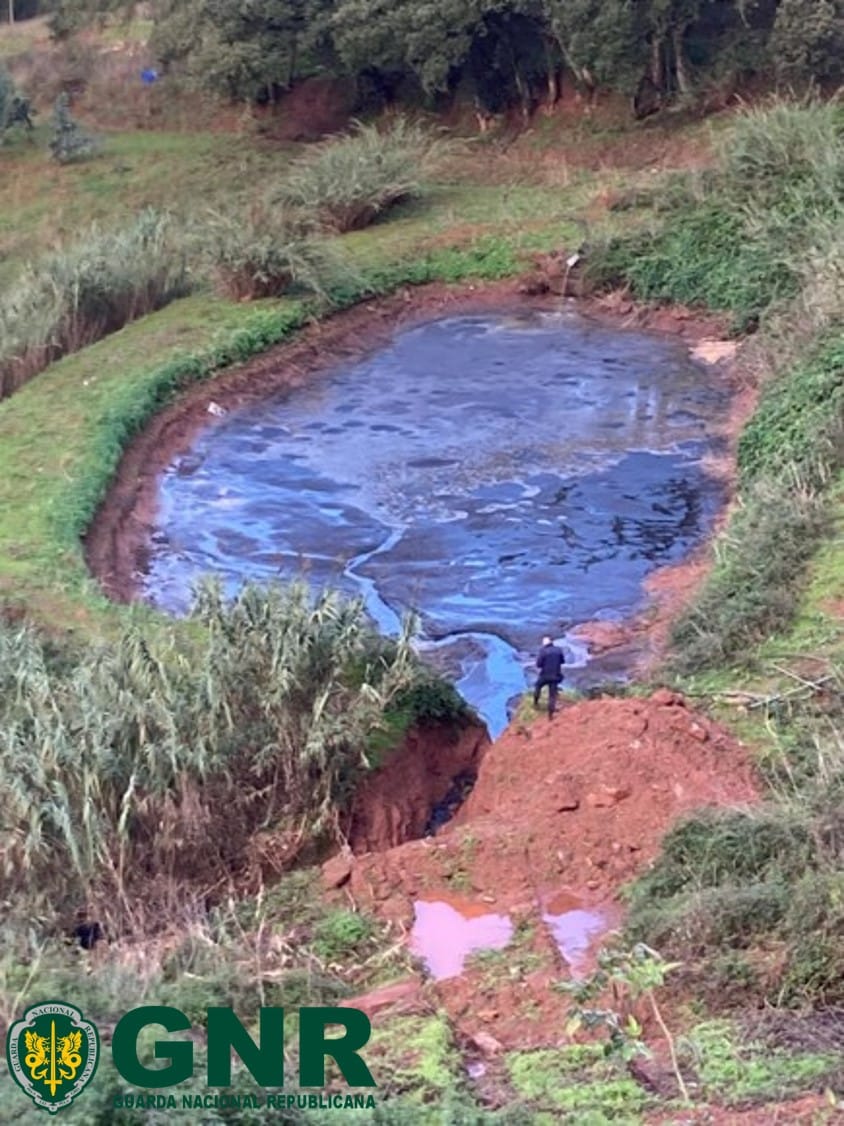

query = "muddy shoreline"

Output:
[[84, 279, 753, 668]]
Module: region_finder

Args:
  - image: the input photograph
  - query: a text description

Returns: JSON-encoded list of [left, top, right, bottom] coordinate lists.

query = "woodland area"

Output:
[[6, 0, 844, 113]]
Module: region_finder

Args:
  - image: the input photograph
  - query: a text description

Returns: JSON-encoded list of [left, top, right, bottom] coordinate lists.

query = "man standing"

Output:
[[534, 635, 565, 718]]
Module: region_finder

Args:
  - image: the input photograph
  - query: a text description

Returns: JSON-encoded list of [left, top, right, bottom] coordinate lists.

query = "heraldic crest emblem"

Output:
[[6, 1001, 99, 1113]]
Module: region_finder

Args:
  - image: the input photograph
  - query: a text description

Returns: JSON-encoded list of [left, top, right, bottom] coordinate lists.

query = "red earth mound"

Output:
[[328, 690, 757, 1049]]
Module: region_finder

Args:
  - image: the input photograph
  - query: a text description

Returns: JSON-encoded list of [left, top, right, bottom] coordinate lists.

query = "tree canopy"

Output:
[[37, 0, 844, 110]]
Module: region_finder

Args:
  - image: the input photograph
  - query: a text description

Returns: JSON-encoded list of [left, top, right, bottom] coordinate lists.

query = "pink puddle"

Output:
[[410, 898, 514, 980], [542, 890, 615, 977]]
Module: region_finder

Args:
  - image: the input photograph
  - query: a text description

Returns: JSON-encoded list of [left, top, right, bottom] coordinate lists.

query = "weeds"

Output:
[[671, 336, 843, 671], [560, 943, 690, 1103], [279, 118, 453, 233], [589, 97, 843, 331]]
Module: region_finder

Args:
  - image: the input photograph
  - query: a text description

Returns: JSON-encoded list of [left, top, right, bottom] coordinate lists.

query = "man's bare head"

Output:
[[542, 635, 553, 647]]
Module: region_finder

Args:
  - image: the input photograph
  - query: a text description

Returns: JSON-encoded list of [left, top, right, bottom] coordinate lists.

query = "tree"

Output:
[[544, 0, 645, 95], [771, 0, 844, 83], [49, 92, 99, 162], [146, 0, 844, 117], [0, 65, 33, 138], [151, 0, 336, 100]]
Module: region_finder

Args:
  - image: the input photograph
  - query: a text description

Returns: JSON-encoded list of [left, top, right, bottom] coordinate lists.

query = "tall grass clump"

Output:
[[48, 91, 100, 164], [279, 117, 453, 233], [0, 581, 425, 935], [0, 209, 191, 398], [627, 666, 844, 1006], [202, 203, 352, 301], [588, 97, 843, 329], [670, 336, 843, 672]]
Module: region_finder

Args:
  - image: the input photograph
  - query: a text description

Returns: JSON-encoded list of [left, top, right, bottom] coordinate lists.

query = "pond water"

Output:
[[143, 309, 729, 735]]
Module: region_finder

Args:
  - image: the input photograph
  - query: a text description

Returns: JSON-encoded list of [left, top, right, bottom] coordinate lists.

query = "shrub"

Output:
[[780, 872, 844, 1004], [587, 205, 797, 331], [392, 674, 472, 726], [312, 909, 376, 961], [628, 808, 815, 903], [717, 96, 844, 208], [278, 117, 451, 233], [587, 98, 843, 331], [48, 91, 100, 164], [203, 203, 350, 301], [628, 882, 792, 956], [0, 65, 33, 137], [0, 209, 191, 398]]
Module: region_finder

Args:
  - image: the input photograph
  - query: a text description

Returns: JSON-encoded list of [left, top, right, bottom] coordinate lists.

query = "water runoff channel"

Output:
[[143, 307, 730, 738]]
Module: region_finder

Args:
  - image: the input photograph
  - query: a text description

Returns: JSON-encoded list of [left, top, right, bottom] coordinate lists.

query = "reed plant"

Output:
[[0, 581, 419, 935], [0, 208, 191, 398], [203, 202, 350, 301], [278, 117, 453, 233]]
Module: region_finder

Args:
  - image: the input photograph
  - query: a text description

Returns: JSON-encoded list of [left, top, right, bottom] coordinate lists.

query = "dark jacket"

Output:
[[536, 642, 565, 681]]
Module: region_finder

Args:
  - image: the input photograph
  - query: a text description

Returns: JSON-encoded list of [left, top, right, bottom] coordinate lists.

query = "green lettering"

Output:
[[112, 1006, 193, 1088], [206, 1007, 285, 1087], [298, 1007, 375, 1088]]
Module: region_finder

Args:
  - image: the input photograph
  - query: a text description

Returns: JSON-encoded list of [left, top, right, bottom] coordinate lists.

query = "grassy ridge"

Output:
[[590, 99, 843, 670], [596, 100, 844, 1008]]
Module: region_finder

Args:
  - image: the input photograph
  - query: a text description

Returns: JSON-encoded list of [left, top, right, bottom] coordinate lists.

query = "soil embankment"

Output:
[[331, 690, 756, 1049]]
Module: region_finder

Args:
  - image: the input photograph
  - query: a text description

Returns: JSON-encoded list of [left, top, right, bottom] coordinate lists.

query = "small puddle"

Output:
[[542, 890, 615, 977], [410, 898, 513, 980]]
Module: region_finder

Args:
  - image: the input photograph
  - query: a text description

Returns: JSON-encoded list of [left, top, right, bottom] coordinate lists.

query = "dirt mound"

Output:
[[330, 690, 756, 1047]]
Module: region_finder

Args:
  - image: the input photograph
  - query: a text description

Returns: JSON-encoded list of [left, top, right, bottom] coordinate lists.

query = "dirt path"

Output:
[[330, 689, 756, 1050]]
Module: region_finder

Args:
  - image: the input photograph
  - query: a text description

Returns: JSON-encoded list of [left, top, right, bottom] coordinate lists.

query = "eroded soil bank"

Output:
[[331, 690, 756, 1051]]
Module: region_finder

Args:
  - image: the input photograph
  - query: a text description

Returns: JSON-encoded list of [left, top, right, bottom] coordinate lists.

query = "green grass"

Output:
[[0, 130, 298, 286], [670, 336, 843, 673], [0, 293, 279, 625], [0, 127, 590, 286], [691, 1019, 838, 1105], [507, 1045, 649, 1122]]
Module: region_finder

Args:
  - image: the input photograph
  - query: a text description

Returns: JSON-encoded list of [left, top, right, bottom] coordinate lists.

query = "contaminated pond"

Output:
[[144, 308, 730, 737]]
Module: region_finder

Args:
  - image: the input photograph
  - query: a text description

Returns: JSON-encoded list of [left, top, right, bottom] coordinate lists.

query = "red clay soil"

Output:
[[330, 689, 756, 1051], [347, 721, 489, 852]]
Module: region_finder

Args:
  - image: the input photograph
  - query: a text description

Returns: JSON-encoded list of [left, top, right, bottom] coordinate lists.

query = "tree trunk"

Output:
[[672, 26, 692, 96], [287, 35, 298, 90], [8, 0, 14, 26], [543, 40, 560, 109], [650, 35, 663, 89]]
